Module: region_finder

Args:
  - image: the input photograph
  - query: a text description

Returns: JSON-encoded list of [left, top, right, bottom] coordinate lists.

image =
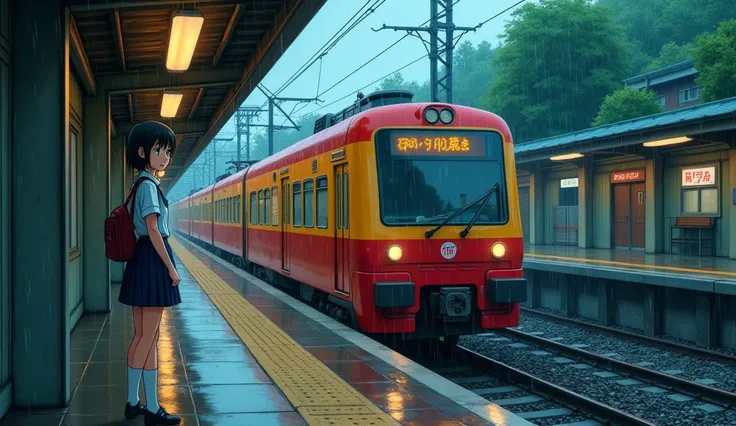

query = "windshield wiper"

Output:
[[424, 184, 500, 239], [459, 183, 500, 238]]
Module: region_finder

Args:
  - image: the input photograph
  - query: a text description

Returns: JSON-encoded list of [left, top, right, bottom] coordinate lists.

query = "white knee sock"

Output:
[[127, 367, 142, 404], [143, 369, 160, 413]]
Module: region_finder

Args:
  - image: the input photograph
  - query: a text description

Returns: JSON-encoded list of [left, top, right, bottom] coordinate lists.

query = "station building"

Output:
[[0, 0, 327, 420]]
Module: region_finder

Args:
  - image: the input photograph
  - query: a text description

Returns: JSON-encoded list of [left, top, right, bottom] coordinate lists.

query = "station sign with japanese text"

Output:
[[560, 178, 578, 188], [611, 170, 645, 183], [681, 166, 716, 187], [391, 132, 486, 157]]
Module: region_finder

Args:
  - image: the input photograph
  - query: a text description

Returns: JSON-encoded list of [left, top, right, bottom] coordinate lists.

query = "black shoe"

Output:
[[124, 401, 147, 420], [144, 406, 181, 426]]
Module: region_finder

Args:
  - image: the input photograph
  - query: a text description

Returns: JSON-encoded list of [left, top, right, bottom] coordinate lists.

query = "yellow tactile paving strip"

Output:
[[170, 237, 399, 426]]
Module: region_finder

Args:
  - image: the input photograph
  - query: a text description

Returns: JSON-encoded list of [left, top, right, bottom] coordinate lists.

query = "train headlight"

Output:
[[491, 242, 506, 259], [423, 108, 439, 124], [439, 108, 454, 124], [386, 244, 403, 261]]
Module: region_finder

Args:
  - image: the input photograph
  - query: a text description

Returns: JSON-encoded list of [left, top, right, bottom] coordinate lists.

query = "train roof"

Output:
[[247, 101, 511, 180], [213, 167, 248, 191], [189, 185, 213, 200]]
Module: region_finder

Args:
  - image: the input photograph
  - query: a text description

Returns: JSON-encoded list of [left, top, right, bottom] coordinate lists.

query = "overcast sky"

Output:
[[221, 0, 527, 134], [173, 0, 530, 196]]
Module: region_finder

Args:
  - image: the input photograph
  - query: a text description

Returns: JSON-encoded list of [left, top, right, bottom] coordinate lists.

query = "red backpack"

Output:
[[104, 177, 154, 262]]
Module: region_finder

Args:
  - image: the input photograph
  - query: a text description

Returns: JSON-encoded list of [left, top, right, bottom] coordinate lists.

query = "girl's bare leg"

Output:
[[126, 307, 144, 405]]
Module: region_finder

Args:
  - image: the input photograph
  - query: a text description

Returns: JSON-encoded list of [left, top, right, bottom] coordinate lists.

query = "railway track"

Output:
[[521, 307, 736, 366], [495, 327, 736, 408], [395, 340, 654, 426]]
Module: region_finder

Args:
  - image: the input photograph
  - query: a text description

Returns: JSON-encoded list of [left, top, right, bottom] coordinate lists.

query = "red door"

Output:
[[613, 184, 631, 248], [281, 178, 291, 272], [335, 164, 350, 294], [631, 182, 646, 249]]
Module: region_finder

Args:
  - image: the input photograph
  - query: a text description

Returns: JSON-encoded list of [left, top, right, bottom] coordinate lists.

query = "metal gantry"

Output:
[[374, 0, 475, 103]]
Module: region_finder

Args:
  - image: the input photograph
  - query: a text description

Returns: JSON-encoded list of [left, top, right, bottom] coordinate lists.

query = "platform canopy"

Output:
[[66, 0, 326, 192]]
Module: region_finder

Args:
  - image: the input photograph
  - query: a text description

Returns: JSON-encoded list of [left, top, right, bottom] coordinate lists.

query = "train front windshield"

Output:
[[375, 129, 509, 226]]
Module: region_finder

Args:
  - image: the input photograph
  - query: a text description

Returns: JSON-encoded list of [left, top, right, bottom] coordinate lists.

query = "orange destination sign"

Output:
[[391, 133, 486, 156], [610, 170, 645, 183]]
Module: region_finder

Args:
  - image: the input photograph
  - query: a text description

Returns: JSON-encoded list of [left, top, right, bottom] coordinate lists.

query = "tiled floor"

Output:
[[0, 244, 498, 426]]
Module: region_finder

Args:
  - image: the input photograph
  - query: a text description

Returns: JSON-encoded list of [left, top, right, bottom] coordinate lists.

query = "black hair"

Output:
[[126, 120, 177, 170]]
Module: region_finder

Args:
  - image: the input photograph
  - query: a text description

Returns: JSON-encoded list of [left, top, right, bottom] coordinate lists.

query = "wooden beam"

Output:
[[188, 88, 205, 120], [127, 94, 134, 123], [110, 10, 127, 72], [213, 4, 243, 67], [69, 16, 97, 96], [99, 67, 239, 94], [67, 0, 283, 12]]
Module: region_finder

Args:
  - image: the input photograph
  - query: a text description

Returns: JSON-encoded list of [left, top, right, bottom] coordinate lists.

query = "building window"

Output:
[[678, 86, 701, 104], [293, 181, 302, 227], [304, 179, 314, 228], [681, 166, 718, 215], [264, 189, 271, 226], [316, 177, 328, 229], [68, 126, 79, 251], [559, 181, 578, 207], [249, 192, 257, 225], [656, 95, 666, 108]]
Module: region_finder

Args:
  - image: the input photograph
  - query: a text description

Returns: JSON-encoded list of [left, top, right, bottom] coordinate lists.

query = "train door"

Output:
[[281, 177, 291, 272], [334, 164, 350, 294]]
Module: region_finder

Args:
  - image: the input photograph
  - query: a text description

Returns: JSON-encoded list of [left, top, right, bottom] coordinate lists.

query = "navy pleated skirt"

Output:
[[119, 236, 182, 308]]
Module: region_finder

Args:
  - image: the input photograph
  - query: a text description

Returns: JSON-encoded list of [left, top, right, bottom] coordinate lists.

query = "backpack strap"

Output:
[[126, 176, 158, 218]]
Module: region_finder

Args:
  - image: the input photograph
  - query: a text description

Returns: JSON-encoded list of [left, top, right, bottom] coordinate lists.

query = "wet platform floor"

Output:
[[0, 240, 503, 426], [525, 244, 736, 281]]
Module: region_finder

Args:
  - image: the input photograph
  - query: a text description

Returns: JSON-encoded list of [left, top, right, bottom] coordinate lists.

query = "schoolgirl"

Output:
[[119, 121, 181, 426]]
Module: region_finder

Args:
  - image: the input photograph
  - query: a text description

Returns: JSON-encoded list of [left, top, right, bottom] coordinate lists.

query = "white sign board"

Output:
[[682, 166, 716, 187], [560, 177, 579, 188]]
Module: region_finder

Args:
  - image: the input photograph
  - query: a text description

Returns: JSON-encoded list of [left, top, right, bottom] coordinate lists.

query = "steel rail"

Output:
[[521, 307, 736, 366], [498, 328, 736, 408], [456, 345, 657, 426]]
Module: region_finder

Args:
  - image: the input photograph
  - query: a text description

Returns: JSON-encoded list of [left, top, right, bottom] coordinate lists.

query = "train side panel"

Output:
[[213, 171, 246, 257]]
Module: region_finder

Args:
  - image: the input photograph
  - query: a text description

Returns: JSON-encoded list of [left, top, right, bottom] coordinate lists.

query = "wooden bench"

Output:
[[670, 217, 715, 256]]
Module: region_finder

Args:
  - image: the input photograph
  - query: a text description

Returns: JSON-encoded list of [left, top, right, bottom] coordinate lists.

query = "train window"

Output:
[[236, 195, 241, 223], [258, 190, 264, 225], [293, 181, 302, 227], [229, 197, 234, 223], [264, 189, 271, 226], [336, 174, 341, 229], [271, 186, 278, 226], [284, 182, 291, 225], [343, 172, 349, 229], [249, 192, 257, 225], [316, 177, 328, 229], [304, 179, 314, 228]]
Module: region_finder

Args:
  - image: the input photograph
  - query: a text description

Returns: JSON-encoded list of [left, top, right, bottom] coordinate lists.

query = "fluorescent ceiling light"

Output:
[[550, 153, 583, 161], [642, 136, 692, 148], [166, 10, 204, 72], [161, 90, 183, 118]]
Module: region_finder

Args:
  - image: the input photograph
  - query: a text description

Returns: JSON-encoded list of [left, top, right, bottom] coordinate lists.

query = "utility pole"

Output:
[[236, 106, 264, 163], [373, 0, 475, 103], [211, 137, 233, 180], [257, 86, 319, 156]]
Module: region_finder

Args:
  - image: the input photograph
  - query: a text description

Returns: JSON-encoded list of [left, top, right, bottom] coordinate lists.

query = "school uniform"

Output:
[[119, 170, 182, 308]]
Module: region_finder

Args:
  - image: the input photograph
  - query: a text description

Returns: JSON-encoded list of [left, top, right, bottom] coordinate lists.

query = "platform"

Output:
[[524, 245, 736, 295], [0, 237, 533, 426]]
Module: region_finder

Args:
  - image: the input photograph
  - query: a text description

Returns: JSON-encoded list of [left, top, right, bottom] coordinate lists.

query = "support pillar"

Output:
[[695, 292, 716, 348], [597, 280, 614, 326], [82, 87, 111, 312], [529, 168, 546, 245], [578, 158, 594, 248], [728, 149, 736, 259], [643, 286, 662, 337], [645, 154, 664, 253], [11, 0, 70, 406], [110, 134, 125, 283]]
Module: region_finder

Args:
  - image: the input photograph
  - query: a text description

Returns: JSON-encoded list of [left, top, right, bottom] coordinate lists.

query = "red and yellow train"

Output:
[[171, 91, 527, 343]]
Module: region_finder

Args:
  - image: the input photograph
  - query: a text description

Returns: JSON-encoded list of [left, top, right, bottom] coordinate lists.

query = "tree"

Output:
[[374, 72, 430, 102], [449, 40, 498, 107], [480, 0, 630, 142], [600, 0, 736, 60], [642, 41, 695, 73], [592, 87, 663, 127], [692, 19, 736, 102]]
